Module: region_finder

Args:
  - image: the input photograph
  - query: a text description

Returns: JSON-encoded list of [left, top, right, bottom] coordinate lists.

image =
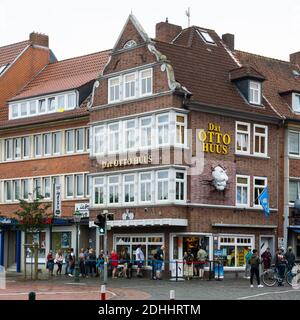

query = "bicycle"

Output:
[[261, 263, 300, 287]]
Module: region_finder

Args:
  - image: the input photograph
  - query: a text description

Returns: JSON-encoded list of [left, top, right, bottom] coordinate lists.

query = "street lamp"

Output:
[[73, 210, 81, 283]]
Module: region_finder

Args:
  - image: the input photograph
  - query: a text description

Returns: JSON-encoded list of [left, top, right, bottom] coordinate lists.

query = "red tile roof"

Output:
[[0, 40, 30, 67], [11, 50, 110, 101], [155, 27, 280, 119], [235, 51, 300, 120]]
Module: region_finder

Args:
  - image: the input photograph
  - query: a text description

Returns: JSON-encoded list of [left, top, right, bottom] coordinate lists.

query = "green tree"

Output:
[[15, 194, 51, 280]]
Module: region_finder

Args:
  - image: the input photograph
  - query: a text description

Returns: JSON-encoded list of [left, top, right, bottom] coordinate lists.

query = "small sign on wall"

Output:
[[54, 185, 61, 216], [75, 203, 90, 218]]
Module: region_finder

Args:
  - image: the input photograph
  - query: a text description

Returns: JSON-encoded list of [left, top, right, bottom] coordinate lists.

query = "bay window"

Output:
[[124, 119, 136, 150], [108, 123, 119, 153], [175, 171, 185, 201], [140, 117, 152, 148], [157, 114, 169, 146], [94, 177, 105, 205], [157, 170, 169, 201], [140, 172, 152, 203], [175, 115, 186, 145], [124, 174, 135, 203], [94, 126, 106, 154], [108, 176, 119, 204]]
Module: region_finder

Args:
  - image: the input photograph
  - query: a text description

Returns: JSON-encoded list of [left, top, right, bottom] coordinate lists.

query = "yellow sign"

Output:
[[102, 155, 152, 169], [198, 123, 231, 155]]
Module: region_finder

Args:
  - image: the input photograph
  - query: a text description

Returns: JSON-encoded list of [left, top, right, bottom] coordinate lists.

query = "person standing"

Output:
[[284, 246, 296, 271], [96, 250, 105, 279], [244, 247, 252, 278], [196, 245, 207, 280], [55, 249, 64, 275], [261, 247, 272, 271], [46, 251, 55, 277], [275, 248, 287, 286], [135, 245, 144, 278], [79, 248, 86, 277], [64, 249, 70, 275], [110, 250, 119, 279], [68, 248, 75, 277], [154, 246, 164, 280], [183, 249, 194, 280], [249, 249, 264, 288]]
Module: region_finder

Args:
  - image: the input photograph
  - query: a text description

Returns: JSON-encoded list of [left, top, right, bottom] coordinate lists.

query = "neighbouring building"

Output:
[[88, 15, 284, 276]]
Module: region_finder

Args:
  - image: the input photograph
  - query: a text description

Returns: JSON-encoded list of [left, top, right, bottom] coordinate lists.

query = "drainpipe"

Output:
[[283, 123, 289, 249]]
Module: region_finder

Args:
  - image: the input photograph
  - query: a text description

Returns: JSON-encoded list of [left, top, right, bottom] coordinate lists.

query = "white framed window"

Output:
[[57, 95, 65, 111], [21, 179, 29, 200], [65, 175, 74, 198], [75, 174, 84, 197], [124, 119, 136, 150], [48, 97, 56, 112], [253, 177, 267, 206], [43, 133, 52, 156], [108, 123, 119, 153], [175, 171, 185, 201], [86, 128, 90, 151], [38, 99, 46, 113], [76, 128, 84, 152], [43, 177, 51, 199], [29, 101, 37, 115], [13, 180, 20, 201], [66, 130, 74, 153], [289, 180, 300, 203], [236, 122, 250, 154], [197, 29, 216, 44], [140, 117, 152, 149], [22, 136, 30, 158], [53, 132, 61, 155], [289, 131, 300, 156], [108, 175, 119, 204], [140, 172, 152, 203], [140, 69, 152, 96], [109, 77, 121, 103], [20, 103, 28, 117], [34, 135, 42, 157], [94, 177, 105, 205], [11, 104, 19, 118], [4, 181, 12, 201], [5, 139, 13, 160], [124, 73, 136, 99], [67, 93, 76, 110], [94, 126, 106, 154], [157, 114, 169, 146], [14, 138, 21, 159], [236, 175, 250, 207], [253, 124, 268, 156], [157, 170, 169, 201], [249, 81, 261, 105], [123, 174, 135, 203], [175, 114, 186, 146], [85, 175, 91, 197], [33, 178, 42, 199], [292, 93, 300, 113]]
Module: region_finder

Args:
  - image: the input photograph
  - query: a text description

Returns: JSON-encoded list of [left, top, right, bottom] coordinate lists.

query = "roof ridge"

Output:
[[0, 39, 30, 51], [52, 49, 111, 65], [236, 49, 293, 65]]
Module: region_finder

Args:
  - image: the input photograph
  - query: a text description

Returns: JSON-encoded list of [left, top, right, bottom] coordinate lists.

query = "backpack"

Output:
[[249, 255, 259, 266]]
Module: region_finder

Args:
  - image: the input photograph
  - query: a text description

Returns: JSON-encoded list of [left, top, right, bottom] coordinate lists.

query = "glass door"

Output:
[[171, 236, 183, 277]]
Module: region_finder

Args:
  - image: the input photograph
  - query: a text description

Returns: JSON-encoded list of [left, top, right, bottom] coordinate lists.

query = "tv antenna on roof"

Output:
[[185, 7, 191, 27]]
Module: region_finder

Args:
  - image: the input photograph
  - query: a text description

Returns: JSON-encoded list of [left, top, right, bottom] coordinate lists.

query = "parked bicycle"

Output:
[[261, 263, 300, 287]]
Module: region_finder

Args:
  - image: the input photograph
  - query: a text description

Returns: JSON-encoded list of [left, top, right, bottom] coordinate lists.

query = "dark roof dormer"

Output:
[[230, 65, 265, 106], [279, 89, 300, 113]]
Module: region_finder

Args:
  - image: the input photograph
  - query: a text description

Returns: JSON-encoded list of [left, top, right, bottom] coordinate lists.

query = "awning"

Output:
[[90, 218, 188, 228], [289, 227, 300, 233]]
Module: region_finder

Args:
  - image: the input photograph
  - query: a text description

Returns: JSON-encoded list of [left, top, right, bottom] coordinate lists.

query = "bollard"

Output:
[[28, 291, 36, 301], [170, 290, 175, 301], [100, 284, 106, 300]]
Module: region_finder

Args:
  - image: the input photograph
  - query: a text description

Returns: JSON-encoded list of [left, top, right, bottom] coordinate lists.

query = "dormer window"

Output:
[[249, 81, 261, 105], [9, 91, 77, 120], [292, 93, 300, 112], [196, 29, 215, 45]]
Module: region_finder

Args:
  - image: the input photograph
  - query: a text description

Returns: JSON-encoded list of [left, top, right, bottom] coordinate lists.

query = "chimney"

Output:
[[155, 19, 182, 43], [222, 33, 235, 51], [290, 52, 300, 66], [29, 32, 49, 48]]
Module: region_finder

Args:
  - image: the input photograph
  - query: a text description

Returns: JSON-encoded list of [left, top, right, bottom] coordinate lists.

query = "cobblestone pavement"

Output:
[[0, 273, 299, 300]]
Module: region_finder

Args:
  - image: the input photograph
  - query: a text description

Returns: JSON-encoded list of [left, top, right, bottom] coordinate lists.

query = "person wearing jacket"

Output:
[[261, 247, 272, 271], [284, 246, 296, 271], [275, 248, 287, 286], [249, 249, 264, 288], [46, 251, 55, 277], [244, 247, 252, 279], [55, 249, 64, 275]]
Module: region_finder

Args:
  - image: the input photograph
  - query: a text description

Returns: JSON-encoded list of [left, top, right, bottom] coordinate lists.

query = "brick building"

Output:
[[88, 15, 283, 275], [0, 32, 109, 271]]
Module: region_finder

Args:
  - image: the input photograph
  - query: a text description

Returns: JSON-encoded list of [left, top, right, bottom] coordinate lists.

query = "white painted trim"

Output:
[[235, 121, 251, 155], [253, 124, 268, 157], [107, 218, 188, 227], [236, 174, 250, 207]]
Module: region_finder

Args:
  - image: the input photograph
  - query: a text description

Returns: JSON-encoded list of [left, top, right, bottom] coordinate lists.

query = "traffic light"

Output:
[[94, 214, 106, 235]]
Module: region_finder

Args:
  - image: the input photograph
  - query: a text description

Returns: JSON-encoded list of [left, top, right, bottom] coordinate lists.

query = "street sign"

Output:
[[54, 184, 61, 216], [75, 203, 89, 218]]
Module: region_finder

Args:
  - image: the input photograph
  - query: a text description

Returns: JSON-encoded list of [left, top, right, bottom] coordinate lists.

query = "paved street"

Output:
[[0, 273, 299, 300]]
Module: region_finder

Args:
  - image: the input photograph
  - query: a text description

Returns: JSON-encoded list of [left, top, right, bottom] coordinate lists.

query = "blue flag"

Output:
[[258, 187, 270, 217]]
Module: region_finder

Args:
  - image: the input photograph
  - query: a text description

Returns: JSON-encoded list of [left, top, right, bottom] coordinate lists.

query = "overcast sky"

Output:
[[1, 0, 300, 61]]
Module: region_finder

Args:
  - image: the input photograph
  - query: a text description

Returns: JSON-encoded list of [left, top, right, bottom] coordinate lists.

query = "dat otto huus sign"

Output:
[[198, 123, 231, 154]]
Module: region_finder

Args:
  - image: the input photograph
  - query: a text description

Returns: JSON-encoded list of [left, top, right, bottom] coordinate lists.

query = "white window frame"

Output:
[[75, 128, 84, 152], [123, 72, 136, 100], [139, 116, 152, 150], [52, 132, 61, 155], [123, 173, 136, 204], [139, 171, 153, 204], [22, 136, 30, 159], [43, 133, 52, 156], [108, 76, 121, 103], [4, 181, 12, 202], [156, 170, 169, 202], [108, 175, 120, 205], [253, 124, 268, 156], [175, 113, 187, 147], [124, 119, 136, 151], [65, 175, 74, 198], [249, 81, 261, 105], [139, 68, 153, 97], [14, 138, 21, 160], [5, 139, 13, 160], [236, 175, 250, 207], [75, 174, 84, 198], [43, 177, 51, 199], [65, 130, 75, 154], [175, 170, 186, 202], [253, 176, 267, 207], [93, 177, 105, 206], [108, 122, 120, 154], [235, 121, 250, 154], [93, 125, 106, 155], [157, 113, 170, 147], [289, 131, 300, 156], [34, 135, 42, 157], [292, 93, 300, 113]]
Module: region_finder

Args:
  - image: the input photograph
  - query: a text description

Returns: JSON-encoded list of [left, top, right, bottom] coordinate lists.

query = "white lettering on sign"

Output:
[[54, 185, 61, 217]]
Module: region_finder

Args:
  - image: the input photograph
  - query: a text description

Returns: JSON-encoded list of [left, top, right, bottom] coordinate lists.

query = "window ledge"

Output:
[[234, 152, 270, 159]]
